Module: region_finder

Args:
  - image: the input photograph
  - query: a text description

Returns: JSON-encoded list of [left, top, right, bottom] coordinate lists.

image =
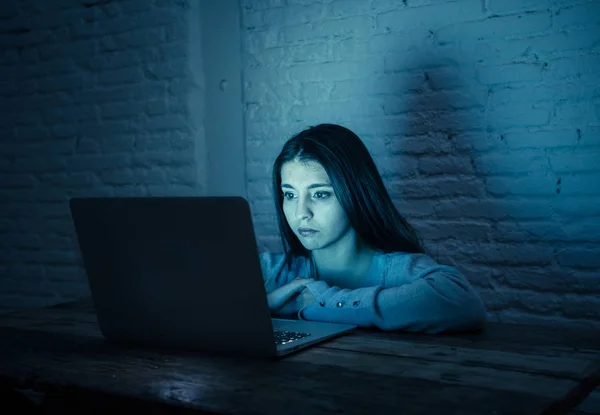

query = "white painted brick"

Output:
[[2, 0, 599, 327], [99, 136, 135, 153], [460, 242, 556, 265], [399, 88, 488, 113], [134, 133, 170, 152], [2, 174, 37, 189], [383, 49, 463, 73], [499, 267, 600, 295], [100, 28, 165, 51], [419, 154, 476, 175], [475, 30, 600, 66], [543, 53, 600, 82], [486, 102, 552, 128], [488, 0, 554, 14], [556, 173, 600, 196], [72, 83, 166, 105], [29, 7, 86, 31], [244, 65, 290, 82], [38, 39, 97, 59], [253, 43, 330, 67], [376, 0, 484, 32], [553, 196, 600, 218], [300, 81, 334, 103], [436, 12, 552, 44], [289, 58, 384, 81], [552, 100, 599, 127], [392, 199, 436, 219], [248, 181, 275, 199], [20, 57, 75, 77], [388, 176, 485, 199], [413, 219, 493, 242], [549, 151, 600, 173], [121, 0, 156, 14], [485, 175, 558, 196], [82, 120, 136, 139], [111, 185, 146, 197], [328, 0, 373, 17], [99, 102, 145, 120], [97, 67, 142, 86], [474, 151, 552, 175], [144, 58, 189, 80], [99, 168, 166, 186], [144, 114, 190, 132], [243, 10, 264, 30], [554, 1, 600, 29], [477, 62, 543, 84], [244, 29, 281, 53], [384, 133, 454, 155], [35, 74, 86, 92], [494, 220, 600, 243], [284, 15, 374, 43], [434, 198, 555, 220], [375, 155, 420, 178], [558, 248, 600, 268], [66, 154, 131, 172], [330, 72, 426, 100], [332, 37, 373, 60], [244, 0, 287, 11], [369, 30, 433, 54], [246, 102, 286, 122], [405, 108, 487, 135], [503, 129, 579, 149], [262, 4, 325, 27], [291, 99, 385, 121], [0, 295, 52, 311], [11, 157, 66, 174], [145, 99, 169, 116], [490, 82, 600, 107], [488, 290, 600, 321]]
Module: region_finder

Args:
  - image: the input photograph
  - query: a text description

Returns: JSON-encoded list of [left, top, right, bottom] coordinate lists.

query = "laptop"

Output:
[[69, 196, 356, 357]]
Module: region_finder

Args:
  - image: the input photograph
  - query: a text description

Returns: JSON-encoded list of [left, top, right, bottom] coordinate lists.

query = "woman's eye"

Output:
[[282, 191, 330, 200]]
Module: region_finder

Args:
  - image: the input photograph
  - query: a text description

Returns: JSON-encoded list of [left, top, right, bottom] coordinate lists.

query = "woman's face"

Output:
[[280, 159, 354, 251]]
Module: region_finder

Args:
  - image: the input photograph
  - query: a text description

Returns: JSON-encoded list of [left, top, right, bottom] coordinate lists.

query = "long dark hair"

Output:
[[271, 124, 425, 274]]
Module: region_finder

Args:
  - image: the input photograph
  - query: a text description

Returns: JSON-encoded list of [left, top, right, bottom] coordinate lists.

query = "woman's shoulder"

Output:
[[376, 250, 437, 266], [375, 250, 458, 277]]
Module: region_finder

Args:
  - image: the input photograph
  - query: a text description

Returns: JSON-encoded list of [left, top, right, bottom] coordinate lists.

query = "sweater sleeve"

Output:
[[259, 251, 308, 293], [297, 253, 487, 333]]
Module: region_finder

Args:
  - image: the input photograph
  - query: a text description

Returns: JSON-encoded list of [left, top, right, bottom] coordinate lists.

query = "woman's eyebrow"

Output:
[[281, 183, 332, 189]]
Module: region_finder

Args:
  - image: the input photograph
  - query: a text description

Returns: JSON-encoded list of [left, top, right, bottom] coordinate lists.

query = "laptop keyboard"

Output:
[[273, 329, 311, 345]]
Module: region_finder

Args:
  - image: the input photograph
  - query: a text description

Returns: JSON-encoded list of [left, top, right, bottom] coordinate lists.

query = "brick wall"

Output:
[[1, 0, 598, 328], [0, 0, 206, 312], [241, 0, 600, 330]]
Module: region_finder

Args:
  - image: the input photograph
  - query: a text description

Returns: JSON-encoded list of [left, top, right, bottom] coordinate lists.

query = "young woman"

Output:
[[259, 124, 486, 333]]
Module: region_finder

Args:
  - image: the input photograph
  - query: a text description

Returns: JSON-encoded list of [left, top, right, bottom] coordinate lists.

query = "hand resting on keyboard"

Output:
[[267, 277, 315, 315]]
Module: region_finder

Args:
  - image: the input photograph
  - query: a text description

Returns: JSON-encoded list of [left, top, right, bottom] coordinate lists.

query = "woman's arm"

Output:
[[267, 278, 314, 312], [298, 269, 487, 333]]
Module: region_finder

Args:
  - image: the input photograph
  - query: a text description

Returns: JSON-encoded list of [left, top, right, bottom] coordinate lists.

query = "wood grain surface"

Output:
[[0, 300, 598, 415]]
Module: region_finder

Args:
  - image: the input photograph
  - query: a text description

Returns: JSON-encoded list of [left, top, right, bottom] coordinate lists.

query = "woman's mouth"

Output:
[[298, 228, 319, 237]]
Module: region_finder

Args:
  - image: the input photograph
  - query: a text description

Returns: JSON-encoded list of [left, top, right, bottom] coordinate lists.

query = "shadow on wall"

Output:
[[389, 54, 577, 326]]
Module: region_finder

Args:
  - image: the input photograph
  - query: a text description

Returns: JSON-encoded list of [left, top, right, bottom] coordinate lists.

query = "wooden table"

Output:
[[0, 300, 599, 415]]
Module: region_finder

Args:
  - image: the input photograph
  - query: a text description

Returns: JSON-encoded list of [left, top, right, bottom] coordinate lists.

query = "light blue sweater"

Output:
[[259, 251, 487, 333]]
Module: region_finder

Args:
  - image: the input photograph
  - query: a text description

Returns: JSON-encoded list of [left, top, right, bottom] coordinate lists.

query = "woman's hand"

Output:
[[276, 286, 317, 316], [267, 277, 315, 312]]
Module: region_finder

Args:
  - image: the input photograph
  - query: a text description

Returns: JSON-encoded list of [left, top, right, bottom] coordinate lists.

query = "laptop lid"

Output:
[[69, 196, 280, 357]]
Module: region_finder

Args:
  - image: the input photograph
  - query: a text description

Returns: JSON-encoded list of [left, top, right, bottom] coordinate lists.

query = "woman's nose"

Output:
[[295, 200, 312, 220]]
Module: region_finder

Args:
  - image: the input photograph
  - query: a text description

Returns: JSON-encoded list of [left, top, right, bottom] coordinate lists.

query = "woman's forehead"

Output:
[[281, 160, 329, 183]]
